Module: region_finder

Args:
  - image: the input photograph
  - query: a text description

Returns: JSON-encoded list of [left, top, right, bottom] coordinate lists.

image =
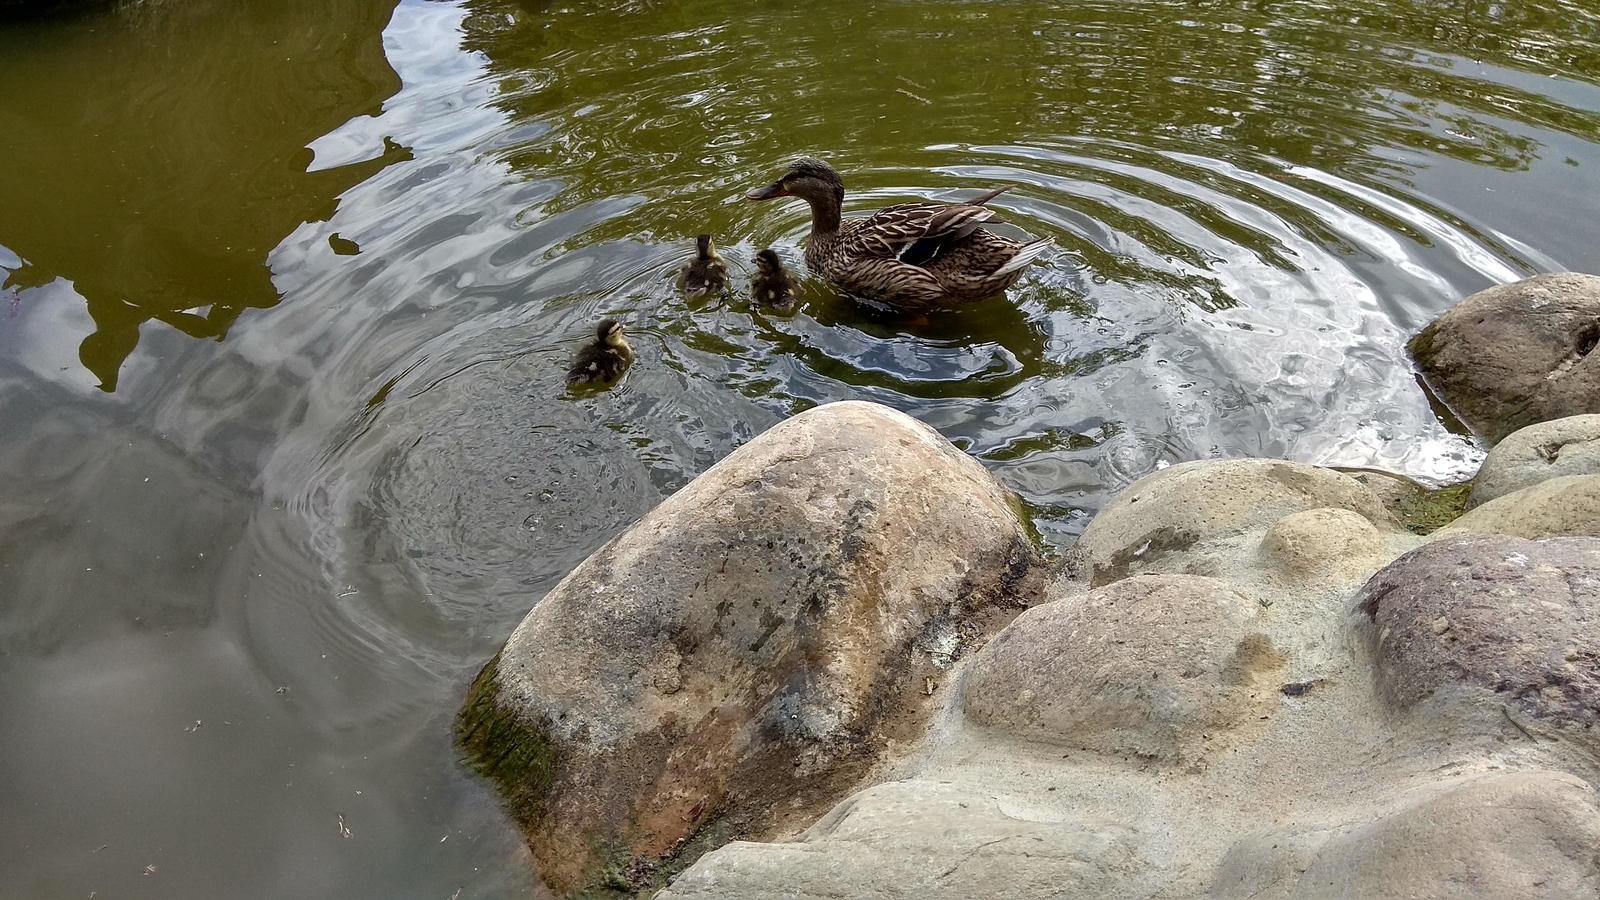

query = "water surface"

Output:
[[2, 0, 1599, 895]]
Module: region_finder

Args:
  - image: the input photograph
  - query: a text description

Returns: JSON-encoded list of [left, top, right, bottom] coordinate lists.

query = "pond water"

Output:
[[2, 0, 1598, 895]]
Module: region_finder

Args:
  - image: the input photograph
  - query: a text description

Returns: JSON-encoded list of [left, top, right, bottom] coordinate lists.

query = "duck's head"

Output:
[[694, 233, 720, 260], [746, 157, 844, 206], [596, 318, 626, 346], [754, 248, 785, 275]]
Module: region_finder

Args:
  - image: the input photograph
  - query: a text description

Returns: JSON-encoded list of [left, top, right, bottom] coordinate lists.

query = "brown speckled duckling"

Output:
[[676, 233, 730, 299], [565, 318, 633, 387], [746, 157, 1053, 313], [751, 249, 799, 313]]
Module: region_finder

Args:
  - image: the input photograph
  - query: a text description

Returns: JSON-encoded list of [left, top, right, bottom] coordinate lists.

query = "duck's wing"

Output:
[[842, 194, 1011, 266]]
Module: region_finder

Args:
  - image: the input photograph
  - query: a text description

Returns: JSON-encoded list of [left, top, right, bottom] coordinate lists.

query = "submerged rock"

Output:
[[456, 400, 1044, 894], [1408, 272, 1600, 445]]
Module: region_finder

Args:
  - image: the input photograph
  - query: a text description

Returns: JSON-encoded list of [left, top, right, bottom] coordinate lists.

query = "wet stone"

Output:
[[1408, 272, 1600, 445]]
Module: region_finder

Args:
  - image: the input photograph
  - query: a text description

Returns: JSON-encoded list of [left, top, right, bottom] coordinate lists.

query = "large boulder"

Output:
[[456, 401, 1044, 894], [1354, 534, 1600, 736], [1408, 273, 1600, 445], [657, 455, 1600, 900], [1469, 414, 1600, 508]]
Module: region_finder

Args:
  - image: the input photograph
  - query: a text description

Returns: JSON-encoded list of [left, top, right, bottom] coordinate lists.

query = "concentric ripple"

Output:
[[177, 0, 1600, 682]]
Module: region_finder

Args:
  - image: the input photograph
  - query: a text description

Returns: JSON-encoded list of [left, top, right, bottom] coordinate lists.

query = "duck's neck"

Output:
[[797, 186, 843, 236]]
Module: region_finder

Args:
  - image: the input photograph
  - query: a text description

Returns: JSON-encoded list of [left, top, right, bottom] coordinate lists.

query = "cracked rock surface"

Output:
[[657, 416, 1600, 900]]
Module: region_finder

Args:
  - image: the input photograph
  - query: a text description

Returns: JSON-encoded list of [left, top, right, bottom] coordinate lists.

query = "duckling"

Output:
[[565, 318, 633, 387], [750, 248, 799, 313], [676, 233, 730, 299]]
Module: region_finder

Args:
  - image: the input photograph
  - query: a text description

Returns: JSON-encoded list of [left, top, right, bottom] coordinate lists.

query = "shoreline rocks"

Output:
[[456, 401, 1045, 894], [463, 273, 1600, 898]]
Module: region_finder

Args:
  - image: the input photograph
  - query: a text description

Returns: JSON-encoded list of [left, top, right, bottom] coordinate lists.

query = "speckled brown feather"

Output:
[[750, 158, 1052, 314]]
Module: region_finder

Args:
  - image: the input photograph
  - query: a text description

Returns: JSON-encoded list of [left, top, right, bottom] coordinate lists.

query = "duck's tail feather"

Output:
[[993, 237, 1055, 277]]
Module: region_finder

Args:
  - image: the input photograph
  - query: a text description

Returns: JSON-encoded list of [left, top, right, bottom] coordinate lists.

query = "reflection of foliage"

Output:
[[450, 0, 1597, 325], [0, 0, 403, 391], [458, 0, 1600, 202]]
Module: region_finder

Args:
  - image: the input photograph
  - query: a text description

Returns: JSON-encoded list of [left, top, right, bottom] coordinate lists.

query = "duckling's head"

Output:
[[746, 157, 844, 206], [694, 233, 720, 260], [596, 318, 626, 346], [755, 248, 785, 276]]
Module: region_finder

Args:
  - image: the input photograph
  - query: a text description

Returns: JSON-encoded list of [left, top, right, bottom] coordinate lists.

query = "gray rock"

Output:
[[1354, 534, 1600, 731], [658, 780, 1158, 900], [1211, 770, 1600, 900], [1258, 508, 1391, 582], [456, 400, 1043, 894], [962, 575, 1284, 763], [1292, 770, 1600, 899], [1074, 459, 1396, 587], [1408, 273, 1600, 445], [1469, 415, 1600, 508], [1439, 474, 1600, 539]]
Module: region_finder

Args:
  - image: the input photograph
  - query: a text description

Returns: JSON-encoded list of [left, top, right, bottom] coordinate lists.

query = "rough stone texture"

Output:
[[1438, 474, 1600, 539], [1408, 272, 1600, 445], [1355, 534, 1600, 731], [1074, 459, 1397, 587], [1469, 414, 1600, 508], [658, 780, 1158, 900], [1211, 770, 1600, 900], [457, 401, 1043, 894], [658, 451, 1600, 900], [1258, 508, 1391, 580], [962, 575, 1283, 762]]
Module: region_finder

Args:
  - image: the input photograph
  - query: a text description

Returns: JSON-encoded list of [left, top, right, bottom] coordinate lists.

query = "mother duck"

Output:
[[746, 157, 1053, 313]]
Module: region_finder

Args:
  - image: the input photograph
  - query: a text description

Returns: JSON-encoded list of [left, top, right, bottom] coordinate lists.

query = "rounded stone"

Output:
[[458, 400, 1044, 893], [1469, 414, 1600, 508], [961, 574, 1284, 762], [1354, 534, 1600, 730], [1408, 272, 1600, 445], [1439, 474, 1600, 539], [1291, 770, 1600, 899], [1258, 508, 1388, 580], [1075, 459, 1395, 587]]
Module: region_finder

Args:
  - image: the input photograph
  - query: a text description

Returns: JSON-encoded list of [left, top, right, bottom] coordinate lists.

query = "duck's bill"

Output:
[[745, 182, 788, 201]]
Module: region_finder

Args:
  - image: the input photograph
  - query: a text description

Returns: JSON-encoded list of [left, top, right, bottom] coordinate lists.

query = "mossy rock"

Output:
[[455, 652, 558, 825]]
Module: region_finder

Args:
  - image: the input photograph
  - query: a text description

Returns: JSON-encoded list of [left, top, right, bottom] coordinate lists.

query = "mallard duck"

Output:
[[676, 233, 730, 299], [750, 248, 799, 313], [746, 157, 1053, 313], [565, 318, 633, 387]]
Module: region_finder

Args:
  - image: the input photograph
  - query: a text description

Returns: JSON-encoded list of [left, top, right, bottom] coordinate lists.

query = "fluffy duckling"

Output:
[[750, 248, 799, 313], [676, 233, 730, 299], [565, 318, 633, 387]]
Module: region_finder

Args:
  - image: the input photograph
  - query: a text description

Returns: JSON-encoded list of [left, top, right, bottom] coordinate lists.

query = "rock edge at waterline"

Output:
[[456, 400, 1046, 895]]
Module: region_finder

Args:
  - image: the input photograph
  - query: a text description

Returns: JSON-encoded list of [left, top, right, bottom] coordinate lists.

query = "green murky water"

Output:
[[1, 0, 1597, 895]]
